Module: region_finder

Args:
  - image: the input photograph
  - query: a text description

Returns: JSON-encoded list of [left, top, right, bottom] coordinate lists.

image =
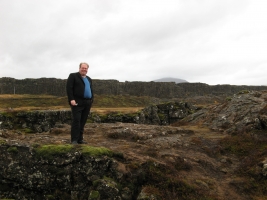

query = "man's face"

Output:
[[79, 64, 88, 76]]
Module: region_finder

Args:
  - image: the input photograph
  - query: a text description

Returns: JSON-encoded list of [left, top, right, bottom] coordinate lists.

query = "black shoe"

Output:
[[71, 141, 78, 144], [78, 140, 87, 144]]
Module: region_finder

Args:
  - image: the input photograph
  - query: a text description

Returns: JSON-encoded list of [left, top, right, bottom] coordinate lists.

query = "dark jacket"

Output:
[[66, 72, 94, 105]]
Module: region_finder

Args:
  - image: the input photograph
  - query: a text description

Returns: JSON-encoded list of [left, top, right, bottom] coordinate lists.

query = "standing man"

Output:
[[66, 62, 93, 144]]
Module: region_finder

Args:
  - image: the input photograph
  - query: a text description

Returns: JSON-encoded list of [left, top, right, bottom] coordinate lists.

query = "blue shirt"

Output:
[[82, 77, 92, 98]]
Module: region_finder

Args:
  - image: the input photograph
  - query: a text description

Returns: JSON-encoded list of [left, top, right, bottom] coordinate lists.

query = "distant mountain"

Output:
[[153, 77, 188, 83]]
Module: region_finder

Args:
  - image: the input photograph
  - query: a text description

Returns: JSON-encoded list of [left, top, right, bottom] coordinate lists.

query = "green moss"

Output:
[[89, 190, 100, 199], [7, 146, 18, 154], [0, 139, 7, 145], [34, 144, 74, 160], [80, 146, 113, 157]]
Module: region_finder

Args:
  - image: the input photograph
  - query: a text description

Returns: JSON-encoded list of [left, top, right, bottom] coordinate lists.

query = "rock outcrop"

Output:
[[0, 142, 137, 199], [0, 110, 72, 133], [0, 102, 197, 133], [1, 77, 267, 98], [182, 90, 267, 134]]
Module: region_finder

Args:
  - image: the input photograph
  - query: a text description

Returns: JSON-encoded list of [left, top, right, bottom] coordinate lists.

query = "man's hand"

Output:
[[70, 100, 78, 106]]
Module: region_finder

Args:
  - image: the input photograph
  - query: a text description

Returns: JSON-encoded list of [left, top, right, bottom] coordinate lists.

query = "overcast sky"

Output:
[[1, 0, 267, 85]]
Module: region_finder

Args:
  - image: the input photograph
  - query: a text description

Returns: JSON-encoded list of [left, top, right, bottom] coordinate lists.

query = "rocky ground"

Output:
[[1, 90, 267, 199], [1, 122, 248, 200]]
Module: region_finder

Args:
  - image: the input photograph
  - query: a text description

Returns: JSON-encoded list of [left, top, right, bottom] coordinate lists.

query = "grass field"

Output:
[[0, 94, 154, 112]]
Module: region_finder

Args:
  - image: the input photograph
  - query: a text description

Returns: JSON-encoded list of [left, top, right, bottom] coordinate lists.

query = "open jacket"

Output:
[[66, 72, 94, 105]]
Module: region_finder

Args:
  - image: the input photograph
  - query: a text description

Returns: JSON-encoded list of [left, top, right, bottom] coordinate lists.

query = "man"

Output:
[[66, 62, 93, 144]]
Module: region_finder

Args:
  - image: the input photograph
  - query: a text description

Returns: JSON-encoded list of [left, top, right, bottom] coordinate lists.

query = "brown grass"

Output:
[[91, 107, 143, 114], [0, 94, 54, 98], [0, 94, 149, 112]]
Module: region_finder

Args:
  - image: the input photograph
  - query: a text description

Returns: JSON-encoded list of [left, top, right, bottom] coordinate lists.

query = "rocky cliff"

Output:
[[1, 77, 267, 98]]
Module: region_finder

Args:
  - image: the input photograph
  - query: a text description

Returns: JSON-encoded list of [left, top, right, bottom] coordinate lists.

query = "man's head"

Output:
[[79, 62, 89, 77]]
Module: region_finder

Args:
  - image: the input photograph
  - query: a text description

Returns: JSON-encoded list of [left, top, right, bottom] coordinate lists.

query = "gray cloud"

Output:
[[0, 0, 266, 85]]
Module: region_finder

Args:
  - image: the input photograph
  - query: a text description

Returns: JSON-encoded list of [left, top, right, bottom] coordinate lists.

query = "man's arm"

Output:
[[66, 73, 75, 103], [88, 77, 94, 103]]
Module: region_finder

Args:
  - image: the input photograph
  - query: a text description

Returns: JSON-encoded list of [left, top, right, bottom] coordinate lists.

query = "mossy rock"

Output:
[[34, 144, 113, 160], [34, 144, 74, 160], [80, 146, 113, 157]]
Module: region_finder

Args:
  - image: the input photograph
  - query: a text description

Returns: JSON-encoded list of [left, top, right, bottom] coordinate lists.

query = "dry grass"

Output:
[[91, 107, 143, 114], [0, 94, 149, 112], [0, 94, 68, 112], [0, 94, 56, 98], [1, 106, 68, 112], [2, 106, 143, 114]]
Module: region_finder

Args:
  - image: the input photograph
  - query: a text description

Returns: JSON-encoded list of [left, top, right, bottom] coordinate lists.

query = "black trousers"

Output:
[[70, 99, 92, 142]]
